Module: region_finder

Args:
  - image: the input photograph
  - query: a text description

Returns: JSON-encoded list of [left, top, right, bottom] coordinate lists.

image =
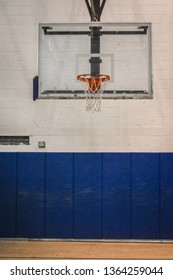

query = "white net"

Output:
[[84, 81, 106, 112], [77, 74, 110, 112]]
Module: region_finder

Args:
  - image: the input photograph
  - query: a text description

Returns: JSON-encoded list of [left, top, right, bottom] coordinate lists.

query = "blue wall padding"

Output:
[[45, 153, 74, 238], [17, 153, 45, 237], [0, 153, 17, 237], [103, 153, 131, 238], [131, 153, 160, 239], [74, 153, 102, 238], [160, 153, 173, 238], [0, 152, 173, 239]]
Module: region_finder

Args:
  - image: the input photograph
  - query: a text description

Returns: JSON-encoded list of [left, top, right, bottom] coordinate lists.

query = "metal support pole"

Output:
[[89, 27, 102, 75], [84, 1, 108, 74]]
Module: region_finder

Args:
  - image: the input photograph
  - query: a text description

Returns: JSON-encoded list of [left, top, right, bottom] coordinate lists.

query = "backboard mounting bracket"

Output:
[[42, 26, 148, 36]]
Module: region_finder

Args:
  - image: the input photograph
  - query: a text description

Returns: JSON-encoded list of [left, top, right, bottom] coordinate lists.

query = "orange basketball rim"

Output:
[[77, 74, 110, 91]]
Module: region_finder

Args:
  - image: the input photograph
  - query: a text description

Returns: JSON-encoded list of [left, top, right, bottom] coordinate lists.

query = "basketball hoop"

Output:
[[77, 74, 110, 112]]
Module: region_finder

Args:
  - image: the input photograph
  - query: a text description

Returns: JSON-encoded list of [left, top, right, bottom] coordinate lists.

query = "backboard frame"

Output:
[[38, 22, 152, 100]]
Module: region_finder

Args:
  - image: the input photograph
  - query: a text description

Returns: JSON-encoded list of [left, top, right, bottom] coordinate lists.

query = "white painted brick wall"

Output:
[[0, 0, 173, 152]]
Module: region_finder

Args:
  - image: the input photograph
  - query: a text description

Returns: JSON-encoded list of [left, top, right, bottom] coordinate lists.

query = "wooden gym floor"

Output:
[[0, 240, 173, 259]]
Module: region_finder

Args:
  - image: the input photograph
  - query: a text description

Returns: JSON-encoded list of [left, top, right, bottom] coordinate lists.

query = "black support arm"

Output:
[[100, 0, 106, 17], [85, 0, 107, 21], [85, 0, 92, 19]]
